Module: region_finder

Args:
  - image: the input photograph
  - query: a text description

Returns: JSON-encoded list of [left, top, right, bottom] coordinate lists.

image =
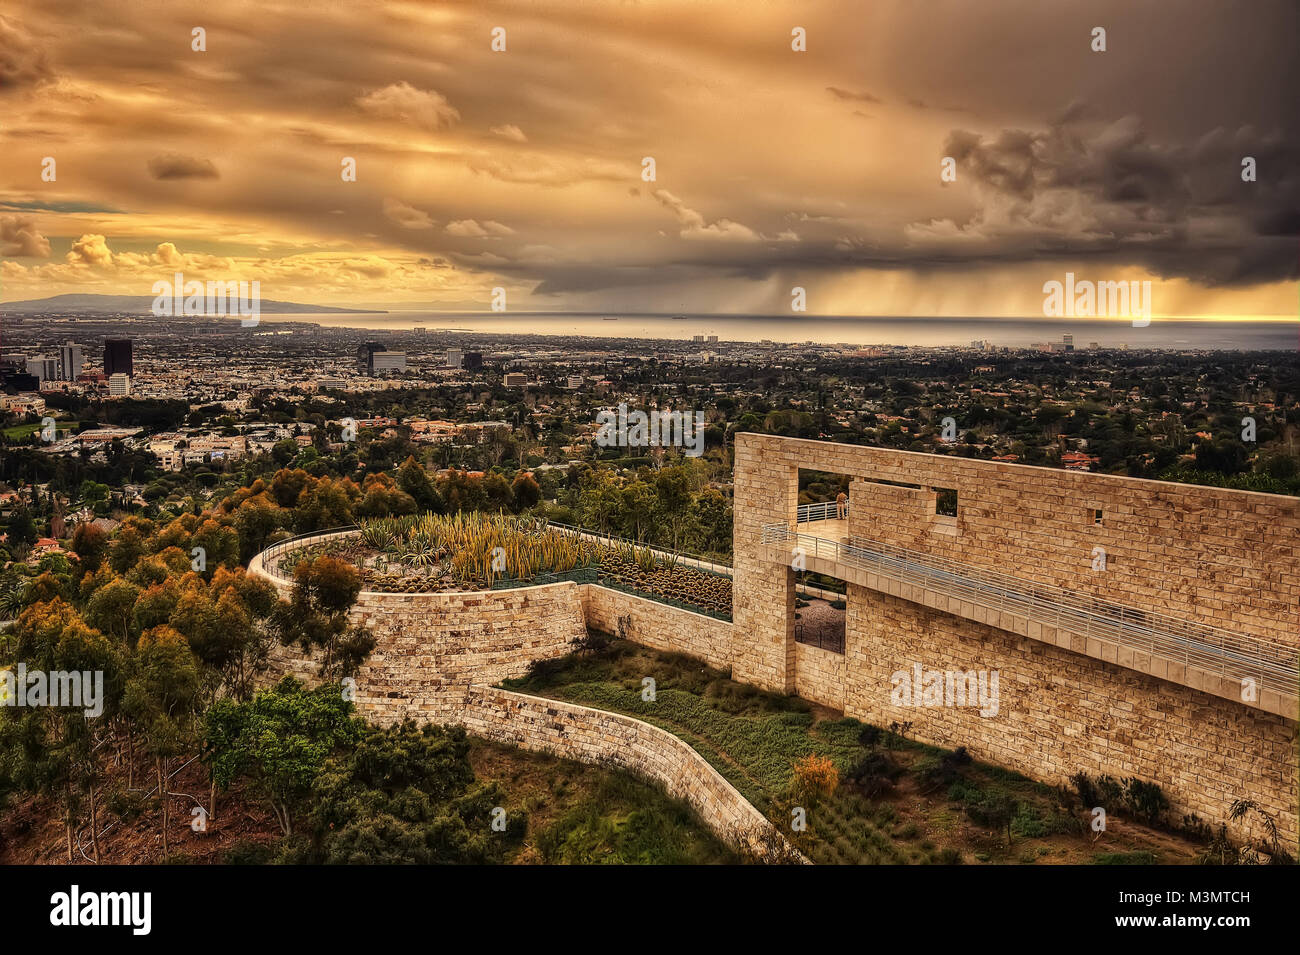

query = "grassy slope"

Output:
[[504, 639, 1204, 865]]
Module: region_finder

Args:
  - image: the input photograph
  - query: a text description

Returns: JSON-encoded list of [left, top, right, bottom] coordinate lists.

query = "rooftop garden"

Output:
[[272, 513, 733, 618]]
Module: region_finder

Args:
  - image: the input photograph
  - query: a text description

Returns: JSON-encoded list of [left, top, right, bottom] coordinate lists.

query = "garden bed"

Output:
[[270, 515, 735, 617], [504, 639, 1211, 866]]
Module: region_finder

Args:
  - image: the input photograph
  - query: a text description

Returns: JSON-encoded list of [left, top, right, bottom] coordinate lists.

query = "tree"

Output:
[[397, 457, 442, 513], [123, 626, 202, 860], [4, 601, 121, 861], [85, 577, 142, 646], [510, 472, 541, 512], [305, 721, 516, 864], [70, 522, 110, 576], [273, 556, 374, 678], [203, 678, 363, 837]]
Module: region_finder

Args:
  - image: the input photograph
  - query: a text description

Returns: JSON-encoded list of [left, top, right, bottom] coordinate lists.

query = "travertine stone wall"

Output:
[[843, 584, 1299, 845], [733, 433, 1299, 848], [255, 573, 587, 724], [579, 583, 735, 671], [429, 684, 792, 858], [733, 438, 799, 690], [794, 642, 846, 710]]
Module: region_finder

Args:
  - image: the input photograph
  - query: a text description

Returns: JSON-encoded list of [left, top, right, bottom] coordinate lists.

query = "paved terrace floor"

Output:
[[761, 516, 1298, 718]]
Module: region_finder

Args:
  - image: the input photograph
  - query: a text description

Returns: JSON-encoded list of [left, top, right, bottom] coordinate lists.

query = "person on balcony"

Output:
[[836, 491, 848, 519]]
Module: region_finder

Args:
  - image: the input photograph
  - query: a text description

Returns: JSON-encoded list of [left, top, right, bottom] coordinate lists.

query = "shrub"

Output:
[[1122, 777, 1169, 826], [847, 751, 900, 797], [791, 754, 839, 807]]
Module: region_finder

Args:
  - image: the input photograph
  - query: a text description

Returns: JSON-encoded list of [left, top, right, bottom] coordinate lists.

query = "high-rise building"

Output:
[[59, 342, 84, 380], [104, 339, 133, 377], [446, 348, 464, 369], [504, 372, 527, 387], [108, 373, 131, 396], [463, 351, 483, 371], [1063, 334, 1074, 352], [356, 342, 384, 375], [26, 356, 57, 382]]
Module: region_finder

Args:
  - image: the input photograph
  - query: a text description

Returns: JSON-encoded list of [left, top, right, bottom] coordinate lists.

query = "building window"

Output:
[[935, 487, 958, 518], [1093, 508, 1104, 526]]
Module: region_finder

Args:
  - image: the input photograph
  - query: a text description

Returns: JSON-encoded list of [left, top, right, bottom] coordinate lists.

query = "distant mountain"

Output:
[[0, 294, 387, 314]]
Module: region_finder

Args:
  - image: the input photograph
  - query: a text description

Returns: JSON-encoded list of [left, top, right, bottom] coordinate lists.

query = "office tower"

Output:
[[504, 372, 527, 387], [26, 356, 58, 382], [104, 339, 133, 377], [1063, 334, 1074, 352], [108, 373, 131, 396], [357, 341, 384, 375], [463, 351, 483, 371], [446, 348, 464, 369], [59, 342, 84, 380]]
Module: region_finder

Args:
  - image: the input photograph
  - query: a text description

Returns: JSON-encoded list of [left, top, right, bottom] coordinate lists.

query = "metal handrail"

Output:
[[259, 524, 359, 579], [544, 521, 733, 576], [761, 523, 1299, 697], [797, 501, 848, 523], [255, 520, 735, 582]]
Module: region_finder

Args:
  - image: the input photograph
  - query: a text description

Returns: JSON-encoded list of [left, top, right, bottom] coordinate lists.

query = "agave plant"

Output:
[[0, 576, 24, 618]]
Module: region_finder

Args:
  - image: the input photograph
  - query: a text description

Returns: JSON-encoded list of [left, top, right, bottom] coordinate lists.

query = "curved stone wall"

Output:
[[428, 684, 795, 860], [250, 545, 588, 720]]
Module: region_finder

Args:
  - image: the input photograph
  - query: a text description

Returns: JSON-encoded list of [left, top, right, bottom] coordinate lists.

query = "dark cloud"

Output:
[[0, 15, 52, 90], [907, 113, 1299, 285], [826, 86, 882, 104], [147, 154, 220, 180]]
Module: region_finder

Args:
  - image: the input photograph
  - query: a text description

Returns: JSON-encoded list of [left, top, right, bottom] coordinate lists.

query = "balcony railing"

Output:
[[760, 523, 1299, 698], [797, 501, 847, 523]]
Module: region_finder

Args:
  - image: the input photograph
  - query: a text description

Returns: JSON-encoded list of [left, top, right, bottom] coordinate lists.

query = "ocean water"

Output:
[[261, 312, 1299, 351]]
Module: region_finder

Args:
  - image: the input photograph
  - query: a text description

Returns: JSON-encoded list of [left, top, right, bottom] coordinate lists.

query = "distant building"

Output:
[[371, 351, 407, 373], [693, 334, 705, 342], [1063, 334, 1074, 352], [356, 342, 384, 375], [0, 394, 45, 414], [108, 373, 131, 396], [504, 372, 527, 387], [566, 376, 584, 390], [463, 351, 483, 371], [26, 356, 57, 382], [707, 334, 719, 344], [104, 339, 133, 377], [413, 326, 426, 333], [1089, 342, 1100, 350], [59, 342, 84, 380], [446, 348, 464, 369]]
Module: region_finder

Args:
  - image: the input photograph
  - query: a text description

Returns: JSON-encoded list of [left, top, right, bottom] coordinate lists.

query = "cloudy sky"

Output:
[[0, 0, 1295, 317]]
